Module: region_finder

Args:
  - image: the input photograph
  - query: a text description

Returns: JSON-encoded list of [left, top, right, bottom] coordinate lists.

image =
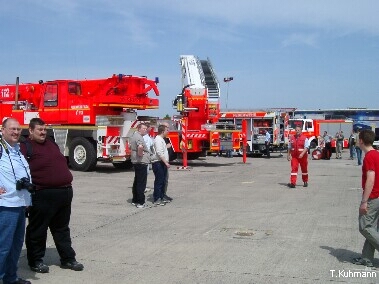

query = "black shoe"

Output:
[[287, 183, 296, 188], [3, 278, 32, 284], [163, 194, 173, 201], [162, 196, 171, 203], [60, 260, 84, 271], [30, 262, 49, 273], [303, 182, 308, 187]]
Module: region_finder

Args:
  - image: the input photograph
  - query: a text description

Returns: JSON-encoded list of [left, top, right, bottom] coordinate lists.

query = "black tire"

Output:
[[69, 137, 97, 171], [112, 160, 133, 169]]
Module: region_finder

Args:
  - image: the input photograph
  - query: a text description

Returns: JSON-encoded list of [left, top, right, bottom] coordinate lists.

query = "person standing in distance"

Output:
[[160, 122, 173, 202], [264, 129, 271, 159], [151, 125, 170, 205], [323, 131, 332, 160], [353, 129, 379, 267], [354, 129, 363, 166], [348, 130, 356, 160], [287, 125, 310, 189], [20, 118, 83, 273], [130, 123, 150, 208], [143, 123, 154, 193], [0, 118, 32, 284], [335, 130, 344, 159]]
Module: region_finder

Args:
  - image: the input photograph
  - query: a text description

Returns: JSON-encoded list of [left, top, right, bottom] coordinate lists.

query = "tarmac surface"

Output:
[[11, 151, 379, 284]]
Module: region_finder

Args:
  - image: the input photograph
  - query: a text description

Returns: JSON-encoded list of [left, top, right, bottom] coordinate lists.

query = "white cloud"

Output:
[[281, 33, 319, 48]]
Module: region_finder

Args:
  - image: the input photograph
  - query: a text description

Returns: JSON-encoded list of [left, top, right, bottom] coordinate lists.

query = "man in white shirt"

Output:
[[151, 125, 170, 206], [265, 129, 271, 158], [143, 123, 154, 193]]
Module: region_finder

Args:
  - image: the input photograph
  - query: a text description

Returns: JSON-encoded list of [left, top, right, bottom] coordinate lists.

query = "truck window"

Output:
[[289, 120, 303, 129], [68, 82, 81, 96], [305, 121, 313, 130], [44, 84, 58, 107]]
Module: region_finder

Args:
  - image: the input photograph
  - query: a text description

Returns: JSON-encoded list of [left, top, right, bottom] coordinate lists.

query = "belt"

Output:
[[35, 185, 72, 191]]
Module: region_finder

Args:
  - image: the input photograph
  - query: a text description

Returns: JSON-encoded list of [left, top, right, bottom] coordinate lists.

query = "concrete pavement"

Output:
[[12, 151, 378, 284]]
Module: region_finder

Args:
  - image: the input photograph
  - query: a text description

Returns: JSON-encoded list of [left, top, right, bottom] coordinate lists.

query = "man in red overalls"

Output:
[[287, 125, 310, 188]]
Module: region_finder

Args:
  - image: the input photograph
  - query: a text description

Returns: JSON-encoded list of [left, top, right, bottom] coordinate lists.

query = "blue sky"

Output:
[[1, 1, 378, 117]]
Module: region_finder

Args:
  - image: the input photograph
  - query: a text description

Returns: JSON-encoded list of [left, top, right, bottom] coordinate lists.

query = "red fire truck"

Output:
[[286, 118, 353, 149], [0, 74, 159, 171], [219, 110, 289, 156], [168, 55, 240, 160]]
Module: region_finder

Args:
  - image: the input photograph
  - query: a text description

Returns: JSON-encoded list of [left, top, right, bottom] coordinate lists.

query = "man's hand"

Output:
[[0, 187, 6, 195], [359, 202, 368, 215]]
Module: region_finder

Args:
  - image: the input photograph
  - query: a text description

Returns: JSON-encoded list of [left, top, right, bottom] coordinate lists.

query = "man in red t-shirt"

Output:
[[353, 129, 379, 267]]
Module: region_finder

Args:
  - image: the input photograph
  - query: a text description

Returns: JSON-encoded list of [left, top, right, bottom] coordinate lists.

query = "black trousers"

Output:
[[324, 142, 332, 159], [265, 141, 270, 157], [132, 163, 148, 205], [26, 187, 76, 266]]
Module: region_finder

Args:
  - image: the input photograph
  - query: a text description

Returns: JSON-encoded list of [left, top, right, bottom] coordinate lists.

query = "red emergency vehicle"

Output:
[[168, 55, 240, 160], [286, 118, 353, 149], [0, 74, 159, 171]]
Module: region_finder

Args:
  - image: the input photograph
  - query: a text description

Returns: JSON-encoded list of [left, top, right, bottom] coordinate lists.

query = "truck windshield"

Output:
[[289, 120, 304, 130]]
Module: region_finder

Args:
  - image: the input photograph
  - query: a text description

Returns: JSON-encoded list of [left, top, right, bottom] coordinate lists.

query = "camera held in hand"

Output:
[[16, 177, 36, 192]]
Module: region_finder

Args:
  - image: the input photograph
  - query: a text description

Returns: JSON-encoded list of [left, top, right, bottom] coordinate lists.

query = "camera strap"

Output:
[[0, 137, 31, 184]]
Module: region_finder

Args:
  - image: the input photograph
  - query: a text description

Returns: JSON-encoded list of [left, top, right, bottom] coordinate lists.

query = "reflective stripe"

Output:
[[302, 173, 308, 175], [298, 149, 304, 151], [291, 173, 297, 176]]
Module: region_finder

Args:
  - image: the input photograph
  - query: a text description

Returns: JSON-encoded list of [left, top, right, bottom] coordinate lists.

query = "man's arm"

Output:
[[287, 142, 292, 161], [299, 138, 310, 158], [360, 170, 375, 215]]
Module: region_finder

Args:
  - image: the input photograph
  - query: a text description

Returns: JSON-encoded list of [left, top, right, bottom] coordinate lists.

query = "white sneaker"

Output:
[[144, 187, 152, 193], [136, 203, 151, 208], [153, 199, 165, 206]]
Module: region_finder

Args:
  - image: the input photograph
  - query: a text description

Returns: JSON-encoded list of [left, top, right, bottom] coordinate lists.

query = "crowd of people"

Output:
[[0, 118, 175, 283], [312, 129, 363, 165]]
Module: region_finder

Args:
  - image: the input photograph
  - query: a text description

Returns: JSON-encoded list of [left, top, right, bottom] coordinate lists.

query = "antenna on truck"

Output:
[[13, 77, 19, 110]]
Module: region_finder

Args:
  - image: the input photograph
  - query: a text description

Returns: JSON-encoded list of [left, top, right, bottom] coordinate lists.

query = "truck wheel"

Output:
[[112, 160, 133, 169], [69, 137, 97, 171]]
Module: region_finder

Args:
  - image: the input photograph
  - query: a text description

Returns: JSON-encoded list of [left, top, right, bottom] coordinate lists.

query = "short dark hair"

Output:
[[359, 129, 375, 146], [29, 118, 46, 130], [157, 125, 167, 134], [137, 123, 146, 130]]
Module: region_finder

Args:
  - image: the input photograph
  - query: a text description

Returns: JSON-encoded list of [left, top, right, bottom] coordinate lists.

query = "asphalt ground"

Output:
[[10, 150, 379, 284]]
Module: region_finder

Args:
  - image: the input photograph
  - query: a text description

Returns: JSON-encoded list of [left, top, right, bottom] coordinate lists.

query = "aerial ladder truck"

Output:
[[0, 74, 159, 171], [169, 55, 240, 160]]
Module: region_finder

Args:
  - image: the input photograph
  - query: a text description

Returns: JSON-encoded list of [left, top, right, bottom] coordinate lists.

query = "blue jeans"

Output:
[[355, 147, 363, 165], [152, 161, 167, 201], [349, 146, 356, 159], [0, 206, 26, 283]]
